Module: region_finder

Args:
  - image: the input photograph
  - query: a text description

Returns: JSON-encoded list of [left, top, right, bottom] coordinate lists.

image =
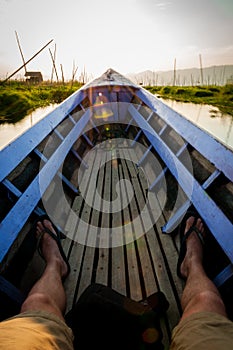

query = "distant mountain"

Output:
[[127, 65, 233, 86]]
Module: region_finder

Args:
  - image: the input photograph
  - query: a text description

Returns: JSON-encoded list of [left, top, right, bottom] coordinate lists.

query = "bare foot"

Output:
[[180, 216, 205, 279], [36, 219, 68, 279]]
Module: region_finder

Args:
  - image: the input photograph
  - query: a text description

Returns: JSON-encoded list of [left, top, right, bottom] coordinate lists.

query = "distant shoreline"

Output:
[[128, 64, 233, 87], [144, 85, 233, 117]]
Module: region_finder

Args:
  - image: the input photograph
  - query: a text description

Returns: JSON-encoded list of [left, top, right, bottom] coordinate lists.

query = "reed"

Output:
[[0, 81, 83, 123], [145, 85, 233, 117]]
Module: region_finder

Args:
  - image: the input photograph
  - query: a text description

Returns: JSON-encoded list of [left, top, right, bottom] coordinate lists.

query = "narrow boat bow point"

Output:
[[0, 68, 232, 347]]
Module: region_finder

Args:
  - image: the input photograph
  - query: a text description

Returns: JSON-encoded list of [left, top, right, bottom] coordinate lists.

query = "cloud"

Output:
[[155, 2, 172, 10], [1, 0, 232, 78]]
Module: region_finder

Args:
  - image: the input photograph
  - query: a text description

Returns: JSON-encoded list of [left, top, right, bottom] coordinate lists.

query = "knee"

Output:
[[21, 293, 54, 312], [187, 290, 226, 316], [194, 290, 223, 306]]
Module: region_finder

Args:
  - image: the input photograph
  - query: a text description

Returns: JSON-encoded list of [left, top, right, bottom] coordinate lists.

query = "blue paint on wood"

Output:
[[136, 88, 233, 182], [0, 109, 91, 263], [0, 276, 26, 305], [129, 104, 233, 262], [213, 264, 233, 287], [0, 89, 85, 182], [34, 149, 79, 194]]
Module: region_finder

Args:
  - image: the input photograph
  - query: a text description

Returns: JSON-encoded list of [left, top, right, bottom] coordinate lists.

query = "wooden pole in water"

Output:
[[1, 39, 53, 84], [199, 54, 204, 85], [49, 48, 59, 82], [221, 66, 226, 85], [191, 74, 193, 86], [82, 66, 86, 84], [71, 61, 78, 87], [50, 44, 57, 82], [15, 31, 27, 75], [60, 64, 65, 84], [213, 65, 216, 85], [173, 58, 176, 86]]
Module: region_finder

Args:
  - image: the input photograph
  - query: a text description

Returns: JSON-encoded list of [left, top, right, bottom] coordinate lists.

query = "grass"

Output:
[[0, 81, 232, 124], [0, 81, 83, 124], [144, 85, 233, 117]]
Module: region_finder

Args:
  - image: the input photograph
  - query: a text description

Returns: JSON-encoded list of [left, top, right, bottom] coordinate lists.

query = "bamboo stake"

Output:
[[70, 60, 78, 88], [173, 58, 176, 86], [60, 64, 65, 84], [1, 39, 53, 84], [221, 66, 226, 85], [49, 47, 59, 82], [50, 44, 57, 83], [199, 54, 204, 85], [15, 31, 27, 74]]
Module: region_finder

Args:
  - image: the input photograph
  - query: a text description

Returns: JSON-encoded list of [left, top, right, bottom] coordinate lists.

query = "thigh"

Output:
[[170, 312, 233, 350], [0, 311, 74, 350]]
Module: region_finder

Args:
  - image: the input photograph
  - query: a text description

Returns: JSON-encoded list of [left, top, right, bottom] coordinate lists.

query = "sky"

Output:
[[0, 0, 233, 81]]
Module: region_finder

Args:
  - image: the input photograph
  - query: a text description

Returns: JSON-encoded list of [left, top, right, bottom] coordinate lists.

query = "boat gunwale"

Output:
[[0, 89, 85, 182], [128, 103, 233, 263], [0, 69, 232, 279], [136, 88, 233, 182]]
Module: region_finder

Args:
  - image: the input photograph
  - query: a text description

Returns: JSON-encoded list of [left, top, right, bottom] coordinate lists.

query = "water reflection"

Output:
[[0, 104, 58, 150], [160, 98, 233, 150], [0, 100, 232, 151]]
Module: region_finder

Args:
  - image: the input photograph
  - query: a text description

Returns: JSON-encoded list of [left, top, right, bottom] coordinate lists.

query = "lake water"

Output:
[[0, 100, 232, 151], [0, 104, 58, 150], [160, 98, 233, 150]]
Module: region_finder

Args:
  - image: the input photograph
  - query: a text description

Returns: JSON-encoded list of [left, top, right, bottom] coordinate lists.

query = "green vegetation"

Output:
[[0, 81, 83, 124], [0, 81, 232, 124], [144, 85, 233, 117]]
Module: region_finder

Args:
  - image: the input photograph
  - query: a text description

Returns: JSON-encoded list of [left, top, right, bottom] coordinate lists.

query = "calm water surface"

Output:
[[0, 100, 232, 151], [160, 98, 233, 150], [0, 104, 58, 150]]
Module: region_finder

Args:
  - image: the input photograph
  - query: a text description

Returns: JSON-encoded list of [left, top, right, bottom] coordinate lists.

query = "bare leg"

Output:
[[20, 220, 69, 321], [179, 216, 227, 322]]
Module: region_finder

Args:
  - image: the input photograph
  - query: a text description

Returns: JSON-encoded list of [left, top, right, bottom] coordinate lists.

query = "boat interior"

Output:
[[0, 70, 233, 348]]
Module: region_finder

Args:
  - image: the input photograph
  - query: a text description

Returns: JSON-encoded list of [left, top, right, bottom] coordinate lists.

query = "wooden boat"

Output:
[[0, 68, 233, 347]]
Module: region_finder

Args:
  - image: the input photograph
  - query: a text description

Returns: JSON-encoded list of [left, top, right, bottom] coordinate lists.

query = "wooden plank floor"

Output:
[[61, 139, 184, 348]]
